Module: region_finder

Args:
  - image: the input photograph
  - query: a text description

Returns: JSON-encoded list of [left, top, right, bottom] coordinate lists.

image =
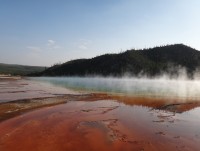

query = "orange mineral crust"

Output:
[[0, 99, 200, 151]]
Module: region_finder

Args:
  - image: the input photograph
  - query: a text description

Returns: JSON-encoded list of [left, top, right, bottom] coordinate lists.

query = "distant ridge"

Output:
[[33, 44, 200, 78], [0, 63, 46, 75]]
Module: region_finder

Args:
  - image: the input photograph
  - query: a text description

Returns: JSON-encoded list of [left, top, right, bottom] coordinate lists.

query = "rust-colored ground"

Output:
[[0, 78, 200, 151], [0, 98, 200, 151]]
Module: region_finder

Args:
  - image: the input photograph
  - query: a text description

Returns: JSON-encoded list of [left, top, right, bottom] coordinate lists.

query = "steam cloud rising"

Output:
[[30, 68, 200, 100]]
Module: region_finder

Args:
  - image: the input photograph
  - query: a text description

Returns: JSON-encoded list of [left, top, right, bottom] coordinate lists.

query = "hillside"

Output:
[[34, 44, 200, 78], [0, 63, 46, 75]]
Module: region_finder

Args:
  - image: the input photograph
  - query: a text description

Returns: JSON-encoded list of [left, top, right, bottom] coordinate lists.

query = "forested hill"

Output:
[[0, 63, 46, 76], [34, 44, 200, 78]]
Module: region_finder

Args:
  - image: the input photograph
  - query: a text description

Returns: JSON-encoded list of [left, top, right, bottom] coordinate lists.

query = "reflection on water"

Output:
[[31, 77, 200, 99], [0, 99, 200, 151], [1, 77, 200, 151], [0, 78, 79, 103]]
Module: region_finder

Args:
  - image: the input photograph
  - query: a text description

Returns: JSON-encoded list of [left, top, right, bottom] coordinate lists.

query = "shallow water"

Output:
[[30, 77, 200, 99], [0, 78, 80, 103], [1, 77, 200, 151], [0, 99, 199, 151]]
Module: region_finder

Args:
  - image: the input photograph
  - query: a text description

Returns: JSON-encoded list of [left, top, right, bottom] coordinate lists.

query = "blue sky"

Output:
[[0, 0, 200, 66]]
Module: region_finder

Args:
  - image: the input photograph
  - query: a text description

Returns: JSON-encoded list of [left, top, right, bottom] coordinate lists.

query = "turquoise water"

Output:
[[30, 77, 200, 99]]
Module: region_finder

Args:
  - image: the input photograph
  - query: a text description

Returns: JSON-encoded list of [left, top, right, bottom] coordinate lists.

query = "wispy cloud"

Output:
[[47, 39, 61, 50], [47, 40, 55, 46], [26, 39, 61, 61], [78, 45, 88, 50], [78, 39, 92, 50], [27, 39, 61, 52]]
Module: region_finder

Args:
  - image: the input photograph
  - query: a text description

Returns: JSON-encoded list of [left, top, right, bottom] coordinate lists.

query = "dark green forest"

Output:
[[0, 63, 46, 75], [32, 44, 200, 78]]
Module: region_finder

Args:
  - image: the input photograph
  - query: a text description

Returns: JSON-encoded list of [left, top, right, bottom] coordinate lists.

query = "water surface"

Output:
[[0, 99, 199, 151], [1, 77, 200, 151], [31, 77, 200, 99]]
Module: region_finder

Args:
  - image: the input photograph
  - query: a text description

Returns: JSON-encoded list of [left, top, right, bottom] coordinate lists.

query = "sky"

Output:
[[0, 0, 200, 66]]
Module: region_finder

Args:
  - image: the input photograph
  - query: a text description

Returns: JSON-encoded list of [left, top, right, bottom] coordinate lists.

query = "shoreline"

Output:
[[0, 93, 111, 122], [0, 77, 200, 151], [1, 77, 200, 122], [0, 95, 199, 151], [0, 75, 21, 80], [1, 90, 200, 123]]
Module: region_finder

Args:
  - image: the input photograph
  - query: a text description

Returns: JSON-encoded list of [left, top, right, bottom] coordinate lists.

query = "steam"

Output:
[[30, 67, 200, 100]]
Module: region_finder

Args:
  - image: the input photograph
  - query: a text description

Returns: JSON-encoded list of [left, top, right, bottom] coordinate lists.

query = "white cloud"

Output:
[[27, 39, 61, 52], [78, 39, 92, 50], [78, 45, 88, 50], [47, 39, 61, 50], [47, 40, 55, 46], [26, 39, 62, 64]]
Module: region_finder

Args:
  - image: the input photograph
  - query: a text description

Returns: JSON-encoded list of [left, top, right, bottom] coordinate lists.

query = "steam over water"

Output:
[[30, 77, 200, 99]]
